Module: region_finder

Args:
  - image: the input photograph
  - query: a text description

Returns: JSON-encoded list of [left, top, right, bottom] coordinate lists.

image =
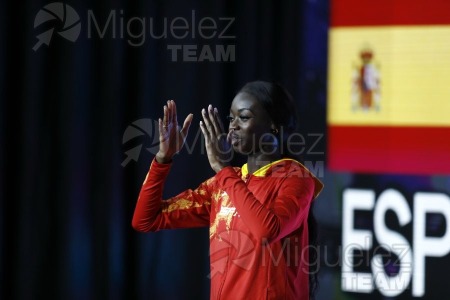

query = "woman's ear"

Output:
[[270, 123, 279, 134]]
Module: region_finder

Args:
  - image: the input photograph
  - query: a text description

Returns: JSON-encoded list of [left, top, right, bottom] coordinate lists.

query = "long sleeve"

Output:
[[215, 165, 318, 243], [132, 158, 212, 232]]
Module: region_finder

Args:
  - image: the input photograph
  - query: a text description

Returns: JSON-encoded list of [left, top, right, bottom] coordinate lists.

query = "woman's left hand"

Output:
[[200, 104, 232, 173]]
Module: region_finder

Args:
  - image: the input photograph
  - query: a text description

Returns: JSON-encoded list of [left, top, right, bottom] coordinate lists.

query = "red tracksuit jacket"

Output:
[[132, 158, 323, 300]]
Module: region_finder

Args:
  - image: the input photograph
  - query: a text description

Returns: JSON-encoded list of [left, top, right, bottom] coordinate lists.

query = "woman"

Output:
[[132, 81, 323, 299]]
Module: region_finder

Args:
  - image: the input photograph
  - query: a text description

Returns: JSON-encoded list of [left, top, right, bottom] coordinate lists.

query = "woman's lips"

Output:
[[230, 133, 240, 145]]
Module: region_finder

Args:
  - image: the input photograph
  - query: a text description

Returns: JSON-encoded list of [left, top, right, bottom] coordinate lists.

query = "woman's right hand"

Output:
[[155, 100, 193, 163]]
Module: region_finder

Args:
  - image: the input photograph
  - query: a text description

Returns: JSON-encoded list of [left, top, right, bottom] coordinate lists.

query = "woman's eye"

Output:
[[226, 115, 250, 122]]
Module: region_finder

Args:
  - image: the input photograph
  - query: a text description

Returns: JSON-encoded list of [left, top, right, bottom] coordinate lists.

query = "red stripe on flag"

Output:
[[331, 0, 450, 27], [328, 125, 450, 175]]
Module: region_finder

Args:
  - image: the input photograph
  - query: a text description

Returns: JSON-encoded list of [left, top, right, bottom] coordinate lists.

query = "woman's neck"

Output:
[[246, 151, 282, 174]]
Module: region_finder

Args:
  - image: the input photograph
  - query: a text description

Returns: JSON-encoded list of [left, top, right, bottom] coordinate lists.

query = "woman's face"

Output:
[[227, 92, 274, 154]]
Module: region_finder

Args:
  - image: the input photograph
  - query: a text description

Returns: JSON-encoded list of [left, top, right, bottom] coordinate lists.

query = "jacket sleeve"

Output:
[[215, 166, 320, 243], [132, 158, 212, 232]]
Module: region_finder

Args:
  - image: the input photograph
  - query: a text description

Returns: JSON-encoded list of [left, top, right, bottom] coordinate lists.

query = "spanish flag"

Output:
[[328, 0, 450, 175]]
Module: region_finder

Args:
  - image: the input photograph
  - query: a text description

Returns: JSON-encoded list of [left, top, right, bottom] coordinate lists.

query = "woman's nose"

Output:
[[229, 118, 239, 130]]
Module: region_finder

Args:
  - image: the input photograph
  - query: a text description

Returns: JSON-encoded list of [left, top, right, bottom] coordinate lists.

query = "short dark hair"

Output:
[[238, 81, 298, 135]]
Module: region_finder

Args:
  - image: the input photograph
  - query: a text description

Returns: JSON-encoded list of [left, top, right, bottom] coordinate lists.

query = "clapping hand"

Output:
[[155, 100, 193, 163], [199, 104, 232, 173]]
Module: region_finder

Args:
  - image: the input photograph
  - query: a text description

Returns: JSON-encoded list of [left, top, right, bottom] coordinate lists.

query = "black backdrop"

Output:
[[1, 0, 329, 299]]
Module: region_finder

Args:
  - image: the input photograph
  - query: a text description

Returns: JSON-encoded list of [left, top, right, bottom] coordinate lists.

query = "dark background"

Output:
[[1, 1, 329, 299]]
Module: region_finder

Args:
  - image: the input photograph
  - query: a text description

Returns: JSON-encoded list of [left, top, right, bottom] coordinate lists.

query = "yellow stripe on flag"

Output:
[[328, 26, 450, 126]]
